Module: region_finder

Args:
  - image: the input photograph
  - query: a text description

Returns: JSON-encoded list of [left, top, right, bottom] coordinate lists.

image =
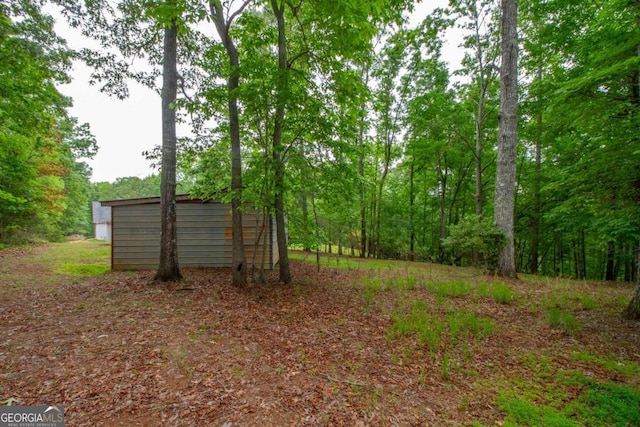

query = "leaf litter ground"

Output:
[[1, 242, 639, 426]]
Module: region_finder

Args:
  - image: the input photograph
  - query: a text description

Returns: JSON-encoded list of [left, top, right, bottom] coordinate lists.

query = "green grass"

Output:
[[499, 380, 640, 427], [570, 351, 640, 377], [32, 240, 110, 264], [447, 310, 493, 343], [289, 252, 398, 270], [388, 300, 444, 354], [56, 263, 110, 277], [388, 300, 493, 358], [491, 281, 514, 304], [47, 240, 111, 277], [491, 350, 640, 427], [0, 240, 111, 287], [360, 276, 387, 311], [547, 307, 582, 335], [425, 280, 474, 301]]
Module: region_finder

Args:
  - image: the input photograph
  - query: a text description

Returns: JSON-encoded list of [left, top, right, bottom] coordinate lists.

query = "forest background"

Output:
[[1, 0, 639, 284]]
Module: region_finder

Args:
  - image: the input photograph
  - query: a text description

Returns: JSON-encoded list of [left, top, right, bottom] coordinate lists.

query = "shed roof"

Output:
[[100, 194, 212, 207]]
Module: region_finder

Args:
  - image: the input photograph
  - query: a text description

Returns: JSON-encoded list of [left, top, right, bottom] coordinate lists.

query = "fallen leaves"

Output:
[[1, 245, 639, 425]]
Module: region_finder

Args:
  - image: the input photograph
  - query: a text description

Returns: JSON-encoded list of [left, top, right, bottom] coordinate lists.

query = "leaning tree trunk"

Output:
[[154, 22, 182, 282], [494, 0, 519, 278], [271, 0, 291, 284]]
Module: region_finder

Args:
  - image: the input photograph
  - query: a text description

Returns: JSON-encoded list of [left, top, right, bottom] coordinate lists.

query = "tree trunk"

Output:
[[622, 4, 640, 319], [270, 0, 291, 284], [359, 150, 367, 258], [472, 0, 487, 218], [375, 143, 391, 259], [210, 0, 247, 286], [301, 190, 310, 251], [358, 67, 370, 259], [494, 0, 519, 278], [409, 158, 415, 262], [154, 22, 182, 282], [606, 241, 616, 281], [437, 154, 447, 263], [529, 62, 542, 275], [623, 244, 640, 320]]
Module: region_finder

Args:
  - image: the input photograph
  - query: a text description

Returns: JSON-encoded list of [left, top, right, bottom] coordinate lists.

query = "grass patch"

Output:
[[566, 381, 640, 426], [32, 240, 110, 264], [360, 276, 387, 311], [388, 300, 444, 354], [388, 300, 493, 358], [571, 351, 640, 377], [577, 294, 597, 310], [289, 252, 398, 270], [547, 307, 582, 335], [448, 310, 493, 343], [425, 280, 474, 301], [57, 263, 110, 277], [493, 351, 640, 427], [491, 281, 514, 304], [499, 380, 640, 427]]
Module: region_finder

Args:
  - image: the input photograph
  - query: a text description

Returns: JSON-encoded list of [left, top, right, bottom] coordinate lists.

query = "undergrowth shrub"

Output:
[[442, 215, 505, 272]]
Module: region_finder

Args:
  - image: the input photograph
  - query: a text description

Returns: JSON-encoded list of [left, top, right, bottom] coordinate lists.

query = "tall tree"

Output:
[[493, 0, 518, 277], [155, 5, 181, 281], [209, 0, 250, 286], [269, 0, 291, 284], [58, 0, 195, 279], [450, 0, 500, 218], [372, 28, 406, 258]]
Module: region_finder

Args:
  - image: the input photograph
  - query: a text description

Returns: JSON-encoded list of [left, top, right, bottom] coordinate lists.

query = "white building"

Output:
[[91, 201, 112, 241]]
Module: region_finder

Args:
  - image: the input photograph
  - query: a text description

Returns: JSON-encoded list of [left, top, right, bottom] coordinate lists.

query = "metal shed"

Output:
[[100, 195, 279, 270]]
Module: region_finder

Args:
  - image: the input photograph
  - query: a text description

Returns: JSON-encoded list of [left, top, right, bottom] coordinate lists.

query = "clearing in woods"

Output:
[[1, 240, 639, 426]]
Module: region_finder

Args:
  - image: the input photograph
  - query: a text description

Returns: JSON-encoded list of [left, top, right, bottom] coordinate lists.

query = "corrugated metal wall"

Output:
[[111, 201, 277, 270]]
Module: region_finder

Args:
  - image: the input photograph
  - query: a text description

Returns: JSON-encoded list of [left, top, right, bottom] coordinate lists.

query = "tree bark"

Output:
[[437, 153, 447, 263], [210, 0, 248, 286], [471, 0, 489, 218], [358, 117, 367, 259], [154, 22, 182, 282], [622, 1, 640, 319], [494, 0, 519, 278], [358, 64, 371, 258], [270, 0, 291, 284], [529, 62, 542, 274], [623, 243, 640, 320], [606, 241, 616, 281], [300, 190, 310, 252], [375, 140, 391, 259], [409, 158, 415, 262]]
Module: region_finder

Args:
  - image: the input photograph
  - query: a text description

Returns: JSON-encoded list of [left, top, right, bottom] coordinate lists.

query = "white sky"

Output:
[[54, 0, 464, 183]]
